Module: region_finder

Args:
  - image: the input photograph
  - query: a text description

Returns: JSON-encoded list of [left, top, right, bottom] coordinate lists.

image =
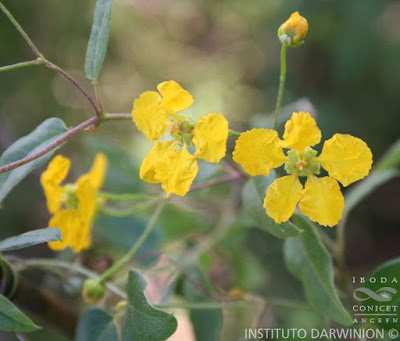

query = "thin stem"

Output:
[[335, 216, 351, 288], [318, 229, 336, 252], [0, 116, 98, 174], [100, 199, 160, 217], [43, 60, 99, 116], [103, 113, 132, 120], [0, 58, 43, 72], [8, 257, 126, 299], [98, 201, 165, 283], [190, 173, 243, 192], [272, 43, 288, 130], [98, 191, 163, 201], [0, 3, 100, 116], [0, 2, 43, 58], [228, 129, 242, 137], [93, 79, 104, 114]]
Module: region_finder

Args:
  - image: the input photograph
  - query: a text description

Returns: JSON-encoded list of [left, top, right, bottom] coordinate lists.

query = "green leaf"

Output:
[[376, 139, 400, 171], [359, 257, 400, 330], [0, 118, 68, 205], [284, 214, 352, 325], [242, 175, 301, 239], [0, 294, 39, 332], [122, 270, 177, 341], [85, 0, 113, 80], [363, 257, 400, 306], [0, 228, 61, 251], [76, 307, 118, 341], [343, 170, 399, 219]]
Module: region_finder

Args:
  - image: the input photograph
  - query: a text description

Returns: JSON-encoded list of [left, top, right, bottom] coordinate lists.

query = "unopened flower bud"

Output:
[[115, 300, 128, 311], [278, 11, 308, 46], [82, 279, 105, 304]]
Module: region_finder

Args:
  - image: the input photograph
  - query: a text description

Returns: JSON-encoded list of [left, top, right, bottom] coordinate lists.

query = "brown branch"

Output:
[[43, 60, 99, 117], [0, 116, 99, 174]]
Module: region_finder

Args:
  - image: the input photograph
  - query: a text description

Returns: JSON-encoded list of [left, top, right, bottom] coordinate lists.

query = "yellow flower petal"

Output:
[[299, 176, 344, 227], [47, 210, 76, 251], [132, 91, 171, 141], [281, 112, 321, 151], [232, 129, 286, 176], [317, 134, 373, 187], [76, 176, 97, 223], [279, 12, 308, 44], [86, 153, 108, 190], [193, 113, 228, 163], [74, 176, 97, 252], [263, 174, 302, 223], [155, 145, 198, 196], [40, 155, 70, 214], [140, 141, 176, 183], [157, 80, 194, 114]]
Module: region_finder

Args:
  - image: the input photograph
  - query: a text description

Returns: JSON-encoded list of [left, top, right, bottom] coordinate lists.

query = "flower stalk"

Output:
[[273, 43, 288, 130], [97, 201, 165, 284]]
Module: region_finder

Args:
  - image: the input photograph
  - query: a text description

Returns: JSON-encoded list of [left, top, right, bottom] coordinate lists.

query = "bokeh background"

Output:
[[1, 0, 400, 340]]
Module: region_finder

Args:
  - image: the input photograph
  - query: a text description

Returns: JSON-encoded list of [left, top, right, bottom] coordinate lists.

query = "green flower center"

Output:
[[284, 147, 321, 177], [61, 184, 79, 210], [168, 117, 195, 146]]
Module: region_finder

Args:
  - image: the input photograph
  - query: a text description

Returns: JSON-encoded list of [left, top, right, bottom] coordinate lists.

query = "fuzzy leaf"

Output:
[[0, 294, 39, 332], [76, 308, 118, 341], [0, 118, 68, 205], [0, 228, 61, 251], [85, 0, 113, 80], [284, 214, 352, 325], [122, 270, 177, 341]]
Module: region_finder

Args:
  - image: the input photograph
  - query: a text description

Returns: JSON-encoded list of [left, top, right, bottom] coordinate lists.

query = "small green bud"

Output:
[[115, 300, 128, 311], [82, 279, 105, 304]]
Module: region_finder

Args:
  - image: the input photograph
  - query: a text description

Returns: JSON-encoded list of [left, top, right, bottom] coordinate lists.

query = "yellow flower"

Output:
[[278, 11, 308, 45], [132, 81, 229, 197], [40, 153, 107, 252], [233, 112, 373, 227]]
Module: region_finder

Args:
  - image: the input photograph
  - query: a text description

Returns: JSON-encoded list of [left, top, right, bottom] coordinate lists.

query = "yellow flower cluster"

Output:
[[40, 153, 107, 252], [132, 80, 229, 196], [233, 112, 373, 227]]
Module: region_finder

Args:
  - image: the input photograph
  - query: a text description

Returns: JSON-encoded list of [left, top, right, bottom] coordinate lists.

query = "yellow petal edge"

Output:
[[233, 129, 286, 176], [299, 176, 344, 227], [318, 134, 373, 187], [281, 112, 321, 152], [264, 174, 303, 223], [194, 113, 228, 163]]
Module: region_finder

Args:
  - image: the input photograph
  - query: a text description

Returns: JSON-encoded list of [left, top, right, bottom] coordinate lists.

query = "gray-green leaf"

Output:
[[375, 139, 400, 171], [359, 257, 400, 330], [363, 257, 400, 306], [242, 175, 301, 238], [76, 307, 118, 341], [122, 270, 177, 341], [0, 228, 62, 251], [0, 294, 39, 332], [0, 118, 68, 205], [284, 214, 352, 325], [85, 0, 113, 80]]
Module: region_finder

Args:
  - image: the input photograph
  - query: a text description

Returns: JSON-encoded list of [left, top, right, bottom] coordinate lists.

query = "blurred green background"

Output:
[[1, 0, 400, 340]]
